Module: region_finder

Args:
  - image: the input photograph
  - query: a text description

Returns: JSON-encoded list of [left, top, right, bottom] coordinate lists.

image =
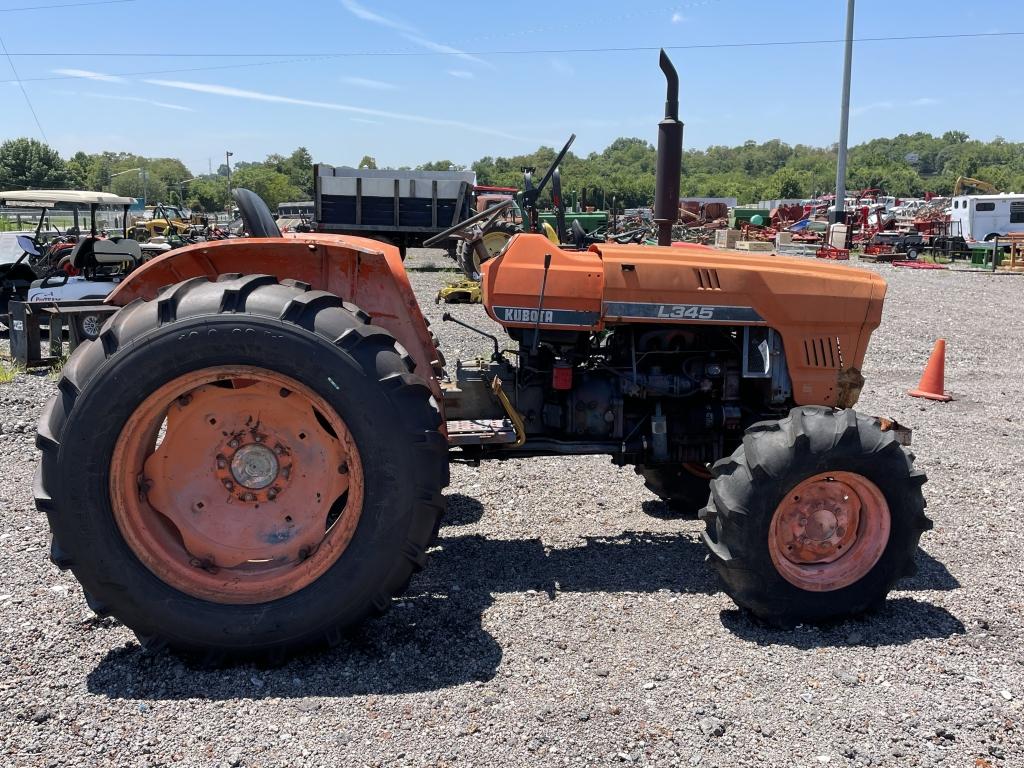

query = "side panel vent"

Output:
[[803, 336, 843, 368], [693, 267, 722, 290]]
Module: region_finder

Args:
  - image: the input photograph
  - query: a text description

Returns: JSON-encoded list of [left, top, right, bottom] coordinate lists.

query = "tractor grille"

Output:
[[803, 336, 843, 368], [693, 267, 722, 290]]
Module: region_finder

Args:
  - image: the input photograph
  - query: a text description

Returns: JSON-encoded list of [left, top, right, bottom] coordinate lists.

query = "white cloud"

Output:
[[342, 75, 397, 90], [145, 79, 544, 143], [447, 70, 474, 80], [339, 0, 414, 32], [671, 12, 686, 23], [350, 117, 381, 125], [851, 100, 894, 116], [340, 0, 489, 67], [88, 92, 194, 112], [401, 33, 489, 67], [52, 68, 124, 83], [852, 97, 940, 116]]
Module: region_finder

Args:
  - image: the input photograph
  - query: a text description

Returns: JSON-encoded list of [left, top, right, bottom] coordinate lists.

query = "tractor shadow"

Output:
[[442, 493, 485, 526], [86, 518, 961, 700]]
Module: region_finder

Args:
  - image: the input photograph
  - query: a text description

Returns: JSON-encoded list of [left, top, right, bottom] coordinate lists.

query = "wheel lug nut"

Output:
[[223, 480, 234, 491], [228, 439, 240, 449], [267, 488, 278, 500], [242, 492, 256, 502], [798, 517, 807, 526]]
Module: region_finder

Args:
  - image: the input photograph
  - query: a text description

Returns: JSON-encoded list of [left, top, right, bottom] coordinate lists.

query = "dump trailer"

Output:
[[313, 165, 475, 258], [34, 51, 930, 663]]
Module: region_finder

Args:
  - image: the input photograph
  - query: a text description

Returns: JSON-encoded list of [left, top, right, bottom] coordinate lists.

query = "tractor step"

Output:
[[446, 418, 519, 446]]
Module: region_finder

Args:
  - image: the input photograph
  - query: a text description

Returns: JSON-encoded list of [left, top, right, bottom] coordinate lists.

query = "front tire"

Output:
[[699, 407, 930, 626], [36, 274, 448, 662]]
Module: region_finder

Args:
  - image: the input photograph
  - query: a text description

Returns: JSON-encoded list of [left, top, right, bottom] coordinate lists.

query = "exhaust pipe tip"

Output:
[[659, 49, 679, 120]]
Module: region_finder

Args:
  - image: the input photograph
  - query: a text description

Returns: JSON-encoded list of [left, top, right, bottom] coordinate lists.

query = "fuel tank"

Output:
[[481, 234, 887, 407]]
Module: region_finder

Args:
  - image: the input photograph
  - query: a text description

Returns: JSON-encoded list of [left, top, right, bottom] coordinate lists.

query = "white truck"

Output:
[[949, 194, 1024, 242]]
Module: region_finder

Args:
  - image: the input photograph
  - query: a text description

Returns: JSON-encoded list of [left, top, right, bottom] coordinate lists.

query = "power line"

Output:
[[3, 29, 1023, 58], [0, 29, 1021, 86], [0, 35, 48, 142], [0, 0, 136, 12]]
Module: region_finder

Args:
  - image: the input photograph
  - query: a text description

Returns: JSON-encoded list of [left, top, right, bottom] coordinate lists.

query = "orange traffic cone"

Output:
[[908, 339, 952, 402]]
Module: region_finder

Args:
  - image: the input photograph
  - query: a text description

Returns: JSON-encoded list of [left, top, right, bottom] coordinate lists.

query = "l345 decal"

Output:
[[603, 301, 765, 323]]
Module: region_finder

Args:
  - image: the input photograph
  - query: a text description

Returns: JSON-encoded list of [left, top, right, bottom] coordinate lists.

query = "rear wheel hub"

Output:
[[110, 366, 364, 604]]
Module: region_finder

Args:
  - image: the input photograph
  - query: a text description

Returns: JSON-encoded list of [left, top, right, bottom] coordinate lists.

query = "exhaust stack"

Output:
[[653, 49, 684, 247]]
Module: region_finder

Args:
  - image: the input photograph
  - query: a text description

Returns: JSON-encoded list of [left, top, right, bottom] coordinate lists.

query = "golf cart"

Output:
[[0, 190, 141, 308]]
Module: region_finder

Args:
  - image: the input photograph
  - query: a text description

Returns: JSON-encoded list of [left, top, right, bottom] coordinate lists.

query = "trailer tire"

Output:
[[699, 407, 930, 627], [905, 247, 919, 261], [36, 275, 448, 662], [636, 464, 712, 518]]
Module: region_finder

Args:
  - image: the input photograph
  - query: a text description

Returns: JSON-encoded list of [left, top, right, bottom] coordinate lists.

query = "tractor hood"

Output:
[[482, 235, 887, 407]]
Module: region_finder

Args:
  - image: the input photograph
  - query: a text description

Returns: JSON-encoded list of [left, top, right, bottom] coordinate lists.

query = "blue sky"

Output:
[[1, 0, 1021, 174]]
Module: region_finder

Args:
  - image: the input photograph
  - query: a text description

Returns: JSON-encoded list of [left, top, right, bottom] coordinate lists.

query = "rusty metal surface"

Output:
[[110, 366, 364, 604], [768, 471, 890, 592]]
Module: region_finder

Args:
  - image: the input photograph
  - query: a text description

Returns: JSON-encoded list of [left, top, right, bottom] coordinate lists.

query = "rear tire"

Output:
[[699, 407, 930, 627], [36, 274, 448, 662], [635, 464, 711, 518]]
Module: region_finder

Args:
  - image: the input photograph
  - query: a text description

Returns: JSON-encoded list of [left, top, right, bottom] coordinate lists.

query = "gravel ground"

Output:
[[1, 249, 1022, 768]]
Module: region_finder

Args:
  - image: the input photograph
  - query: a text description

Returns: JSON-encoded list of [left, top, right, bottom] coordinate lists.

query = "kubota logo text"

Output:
[[502, 308, 554, 323]]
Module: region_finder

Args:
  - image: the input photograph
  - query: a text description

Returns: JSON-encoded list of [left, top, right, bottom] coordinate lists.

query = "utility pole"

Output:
[[833, 0, 855, 224], [225, 150, 234, 209]]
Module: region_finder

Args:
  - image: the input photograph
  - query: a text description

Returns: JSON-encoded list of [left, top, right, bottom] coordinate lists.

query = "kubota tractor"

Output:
[[35, 53, 930, 662]]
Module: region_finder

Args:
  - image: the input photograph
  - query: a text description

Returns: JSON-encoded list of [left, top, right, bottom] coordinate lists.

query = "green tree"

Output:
[[186, 176, 231, 212], [0, 138, 70, 189], [417, 160, 464, 171], [230, 165, 303, 209], [358, 155, 377, 170]]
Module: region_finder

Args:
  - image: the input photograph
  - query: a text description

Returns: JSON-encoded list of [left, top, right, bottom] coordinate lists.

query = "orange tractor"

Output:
[[36, 53, 929, 661]]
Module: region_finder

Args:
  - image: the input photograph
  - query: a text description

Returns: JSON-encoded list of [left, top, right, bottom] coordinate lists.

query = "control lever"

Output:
[[442, 311, 501, 361], [530, 253, 553, 356]]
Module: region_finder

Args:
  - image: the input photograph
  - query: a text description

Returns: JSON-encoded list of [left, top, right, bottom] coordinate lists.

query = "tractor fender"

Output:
[[106, 233, 444, 402]]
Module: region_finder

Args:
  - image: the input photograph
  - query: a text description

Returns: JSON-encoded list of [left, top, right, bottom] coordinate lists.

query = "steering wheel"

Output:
[[423, 198, 514, 248], [232, 188, 282, 238]]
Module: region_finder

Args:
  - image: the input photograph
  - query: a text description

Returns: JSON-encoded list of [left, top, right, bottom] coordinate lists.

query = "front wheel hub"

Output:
[[768, 471, 890, 592]]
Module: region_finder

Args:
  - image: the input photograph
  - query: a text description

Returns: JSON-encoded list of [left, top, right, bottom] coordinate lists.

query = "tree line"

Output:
[[1, 130, 1021, 211]]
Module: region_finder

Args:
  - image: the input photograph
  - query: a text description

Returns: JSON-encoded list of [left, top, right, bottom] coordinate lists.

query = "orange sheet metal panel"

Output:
[[594, 242, 887, 406], [106, 234, 443, 402], [481, 233, 604, 331]]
